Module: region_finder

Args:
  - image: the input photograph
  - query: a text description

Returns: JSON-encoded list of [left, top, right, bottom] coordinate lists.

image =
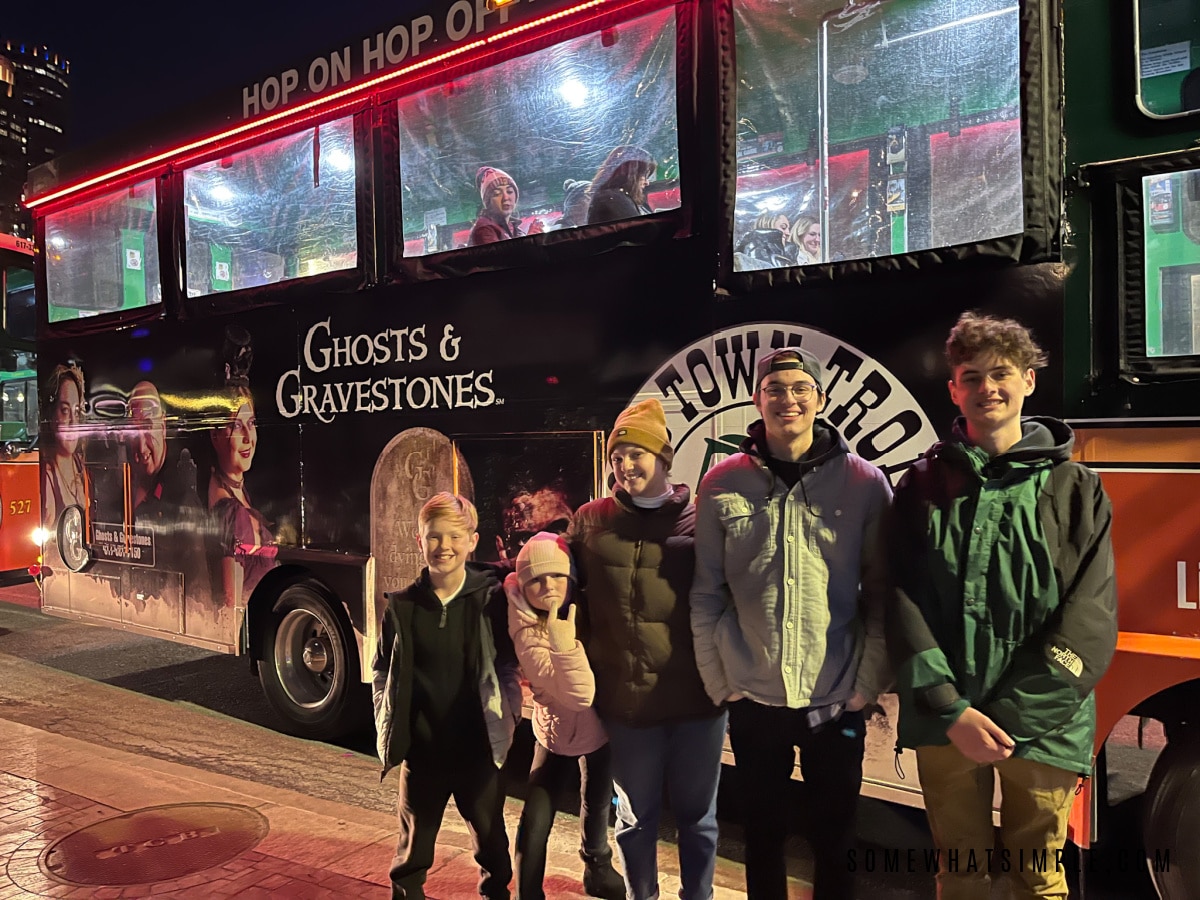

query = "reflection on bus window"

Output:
[[45, 179, 161, 321], [397, 7, 680, 257], [184, 116, 358, 297], [1143, 169, 1200, 356], [1136, 0, 1200, 117], [733, 0, 1023, 272]]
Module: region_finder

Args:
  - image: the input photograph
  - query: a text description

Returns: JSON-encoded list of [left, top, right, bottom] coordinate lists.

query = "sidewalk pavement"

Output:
[[0, 584, 795, 899], [0, 716, 780, 900]]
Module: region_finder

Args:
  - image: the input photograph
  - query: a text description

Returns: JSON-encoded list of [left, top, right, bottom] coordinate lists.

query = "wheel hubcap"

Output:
[[302, 638, 329, 674], [274, 605, 343, 711]]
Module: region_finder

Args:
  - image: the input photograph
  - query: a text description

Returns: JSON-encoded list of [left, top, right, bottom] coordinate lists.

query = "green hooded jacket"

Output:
[[888, 417, 1117, 774]]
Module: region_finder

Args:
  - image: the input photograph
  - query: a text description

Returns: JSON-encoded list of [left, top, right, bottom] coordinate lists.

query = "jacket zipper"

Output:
[[629, 540, 643, 659], [439, 603, 447, 629]]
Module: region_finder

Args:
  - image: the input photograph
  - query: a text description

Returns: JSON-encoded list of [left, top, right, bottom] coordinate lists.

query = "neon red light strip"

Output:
[[27, 0, 644, 211]]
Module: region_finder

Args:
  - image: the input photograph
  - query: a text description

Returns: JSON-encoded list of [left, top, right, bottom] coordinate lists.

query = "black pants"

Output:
[[727, 700, 866, 900], [390, 746, 512, 900], [515, 742, 614, 900]]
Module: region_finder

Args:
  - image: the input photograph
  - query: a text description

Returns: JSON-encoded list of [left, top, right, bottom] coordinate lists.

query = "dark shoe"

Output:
[[581, 855, 625, 900]]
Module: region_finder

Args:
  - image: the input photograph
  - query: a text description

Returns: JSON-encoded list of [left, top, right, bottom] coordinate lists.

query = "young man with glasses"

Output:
[[691, 347, 892, 900]]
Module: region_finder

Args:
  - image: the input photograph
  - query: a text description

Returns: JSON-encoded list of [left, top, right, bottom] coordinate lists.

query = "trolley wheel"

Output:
[[1142, 728, 1200, 899], [257, 579, 369, 741]]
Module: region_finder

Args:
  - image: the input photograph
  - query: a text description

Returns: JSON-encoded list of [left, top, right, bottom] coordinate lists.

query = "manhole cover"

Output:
[[38, 803, 269, 886]]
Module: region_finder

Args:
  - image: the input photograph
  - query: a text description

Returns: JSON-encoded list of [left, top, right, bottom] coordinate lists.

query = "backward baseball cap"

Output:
[[755, 347, 825, 393]]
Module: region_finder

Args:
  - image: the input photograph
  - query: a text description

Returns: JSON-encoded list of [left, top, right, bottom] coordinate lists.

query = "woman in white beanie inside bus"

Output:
[[467, 165, 544, 246]]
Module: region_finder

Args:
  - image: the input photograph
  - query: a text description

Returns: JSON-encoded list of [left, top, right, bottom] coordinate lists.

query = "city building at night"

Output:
[[0, 40, 69, 237]]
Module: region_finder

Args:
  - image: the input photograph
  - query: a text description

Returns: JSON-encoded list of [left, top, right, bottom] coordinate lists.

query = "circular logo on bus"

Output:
[[630, 322, 937, 488]]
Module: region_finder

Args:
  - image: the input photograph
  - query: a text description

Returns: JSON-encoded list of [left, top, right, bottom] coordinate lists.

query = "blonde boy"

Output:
[[372, 492, 522, 900]]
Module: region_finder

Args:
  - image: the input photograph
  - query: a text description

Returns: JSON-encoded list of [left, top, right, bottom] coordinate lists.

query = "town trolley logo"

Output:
[[632, 323, 938, 487]]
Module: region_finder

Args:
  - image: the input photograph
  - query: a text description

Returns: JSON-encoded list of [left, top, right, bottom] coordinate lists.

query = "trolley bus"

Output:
[[0, 233, 39, 579], [22, 0, 1200, 894]]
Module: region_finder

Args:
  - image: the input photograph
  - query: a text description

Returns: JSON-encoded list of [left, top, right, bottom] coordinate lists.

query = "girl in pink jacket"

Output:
[[506, 532, 623, 900]]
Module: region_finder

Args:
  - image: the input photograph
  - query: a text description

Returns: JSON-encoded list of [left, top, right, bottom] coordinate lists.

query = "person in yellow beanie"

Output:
[[566, 397, 725, 900]]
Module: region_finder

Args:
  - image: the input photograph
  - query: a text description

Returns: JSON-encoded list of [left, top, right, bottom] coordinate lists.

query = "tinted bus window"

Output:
[[0, 375, 35, 441], [397, 6, 681, 256], [45, 179, 161, 321], [2, 265, 34, 343], [1136, 0, 1200, 117], [184, 115, 358, 296], [1144, 169, 1200, 356], [733, 0, 1022, 271]]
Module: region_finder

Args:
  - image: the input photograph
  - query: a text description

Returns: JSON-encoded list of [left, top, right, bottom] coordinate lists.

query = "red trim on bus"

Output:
[[25, 0, 662, 213]]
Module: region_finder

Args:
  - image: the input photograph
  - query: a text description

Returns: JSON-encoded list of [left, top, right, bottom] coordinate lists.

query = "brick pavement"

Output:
[[0, 586, 806, 898], [0, 718, 783, 898]]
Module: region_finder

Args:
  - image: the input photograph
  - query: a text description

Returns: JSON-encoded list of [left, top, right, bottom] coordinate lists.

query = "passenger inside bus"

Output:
[[586, 146, 658, 225], [468, 167, 546, 246], [733, 212, 793, 270], [556, 179, 593, 230], [790, 215, 822, 265]]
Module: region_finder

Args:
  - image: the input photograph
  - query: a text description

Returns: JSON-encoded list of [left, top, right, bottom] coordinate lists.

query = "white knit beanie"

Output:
[[515, 532, 574, 591], [478, 166, 518, 204]]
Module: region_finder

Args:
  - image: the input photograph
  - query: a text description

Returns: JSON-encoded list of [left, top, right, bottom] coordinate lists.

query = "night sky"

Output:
[[5, 4, 428, 151]]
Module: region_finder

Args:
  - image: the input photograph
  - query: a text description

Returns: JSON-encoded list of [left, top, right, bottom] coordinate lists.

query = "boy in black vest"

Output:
[[372, 492, 522, 900]]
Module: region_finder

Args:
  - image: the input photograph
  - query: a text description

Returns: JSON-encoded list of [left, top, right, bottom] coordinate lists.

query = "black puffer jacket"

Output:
[[567, 484, 720, 726]]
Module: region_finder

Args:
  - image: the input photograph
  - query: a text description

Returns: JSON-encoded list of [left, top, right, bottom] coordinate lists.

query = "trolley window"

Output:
[[1143, 168, 1200, 356], [732, 0, 1023, 272], [45, 179, 161, 322], [3, 265, 34, 342], [1136, 0, 1200, 118], [397, 6, 681, 256], [183, 115, 358, 297]]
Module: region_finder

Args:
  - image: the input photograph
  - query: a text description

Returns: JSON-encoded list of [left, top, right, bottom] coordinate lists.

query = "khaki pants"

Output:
[[916, 744, 1080, 900]]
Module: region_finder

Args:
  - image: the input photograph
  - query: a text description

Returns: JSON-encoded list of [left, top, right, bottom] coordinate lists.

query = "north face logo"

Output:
[[1050, 645, 1083, 678]]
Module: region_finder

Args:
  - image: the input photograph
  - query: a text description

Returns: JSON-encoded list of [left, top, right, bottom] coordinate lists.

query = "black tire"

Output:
[[1142, 729, 1200, 899], [257, 579, 370, 741]]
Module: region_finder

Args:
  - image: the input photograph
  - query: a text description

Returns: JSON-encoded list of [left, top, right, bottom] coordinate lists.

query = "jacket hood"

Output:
[[944, 415, 1074, 467], [740, 419, 849, 470], [386, 564, 494, 610]]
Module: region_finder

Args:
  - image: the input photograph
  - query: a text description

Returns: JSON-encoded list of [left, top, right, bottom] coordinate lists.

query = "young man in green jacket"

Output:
[[889, 313, 1118, 900]]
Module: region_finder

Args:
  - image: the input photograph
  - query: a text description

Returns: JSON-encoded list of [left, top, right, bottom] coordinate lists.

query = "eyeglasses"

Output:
[[761, 383, 819, 401], [126, 397, 163, 422]]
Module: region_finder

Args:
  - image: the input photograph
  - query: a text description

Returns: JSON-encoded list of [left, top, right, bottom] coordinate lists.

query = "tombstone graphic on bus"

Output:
[[370, 427, 475, 605], [368, 431, 602, 633]]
